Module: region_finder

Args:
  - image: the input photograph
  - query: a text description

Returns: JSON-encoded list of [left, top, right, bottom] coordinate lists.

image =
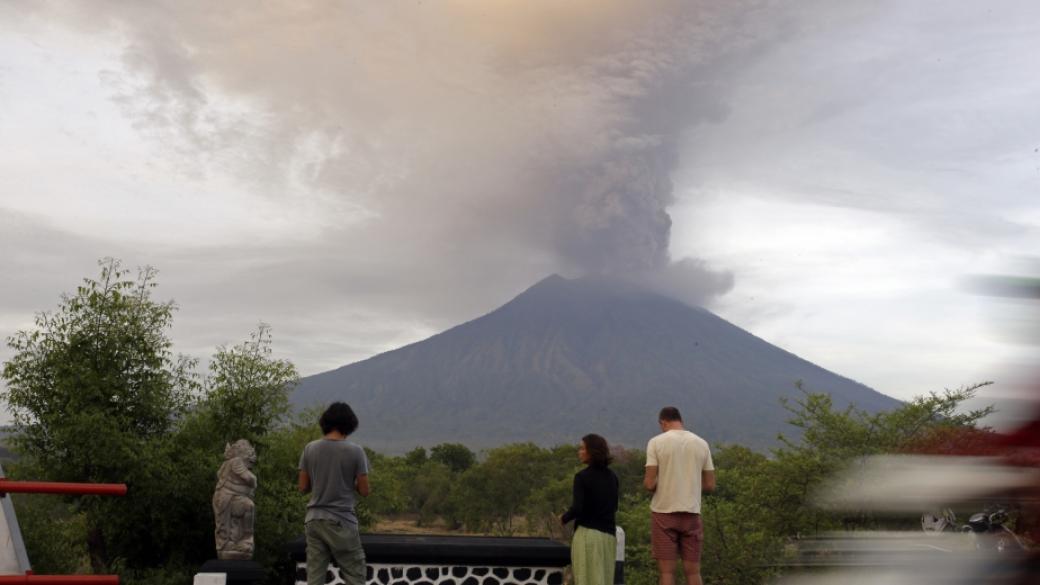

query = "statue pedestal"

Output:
[[198, 559, 264, 585]]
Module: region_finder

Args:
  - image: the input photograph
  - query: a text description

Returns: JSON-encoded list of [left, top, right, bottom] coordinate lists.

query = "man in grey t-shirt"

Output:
[[299, 402, 371, 585]]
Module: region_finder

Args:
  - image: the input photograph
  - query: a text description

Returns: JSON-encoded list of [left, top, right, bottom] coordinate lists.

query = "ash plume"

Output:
[[20, 0, 783, 308]]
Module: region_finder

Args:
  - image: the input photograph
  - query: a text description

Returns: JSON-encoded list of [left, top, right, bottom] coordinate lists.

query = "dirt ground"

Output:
[[372, 514, 466, 535], [372, 514, 568, 540]]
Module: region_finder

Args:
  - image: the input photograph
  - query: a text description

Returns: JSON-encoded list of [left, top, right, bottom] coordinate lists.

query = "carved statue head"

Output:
[[224, 439, 257, 467]]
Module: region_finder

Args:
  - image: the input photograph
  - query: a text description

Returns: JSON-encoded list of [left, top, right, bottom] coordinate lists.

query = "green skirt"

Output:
[[572, 526, 617, 585]]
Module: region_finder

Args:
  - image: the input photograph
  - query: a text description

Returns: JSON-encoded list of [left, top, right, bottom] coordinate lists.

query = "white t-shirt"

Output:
[[646, 429, 714, 514]]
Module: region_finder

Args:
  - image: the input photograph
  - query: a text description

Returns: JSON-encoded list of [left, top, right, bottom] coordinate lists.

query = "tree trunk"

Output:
[[87, 526, 107, 574]]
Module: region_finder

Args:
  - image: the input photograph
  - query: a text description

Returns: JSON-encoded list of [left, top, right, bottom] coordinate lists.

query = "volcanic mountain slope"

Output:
[[291, 275, 899, 452]]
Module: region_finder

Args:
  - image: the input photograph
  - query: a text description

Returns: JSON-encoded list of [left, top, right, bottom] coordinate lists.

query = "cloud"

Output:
[[676, 0, 1040, 248], [11, 1, 790, 305], [5, 0, 1038, 405]]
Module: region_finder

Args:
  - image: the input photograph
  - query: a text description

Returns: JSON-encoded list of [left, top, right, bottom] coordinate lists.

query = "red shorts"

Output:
[[651, 512, 703, 562]]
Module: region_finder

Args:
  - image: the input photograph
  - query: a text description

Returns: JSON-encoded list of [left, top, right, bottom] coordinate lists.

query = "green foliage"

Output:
[[700, 446, 784, 585], [200, 324, 299, 447], [251, 414, 316, 581], [430, 443, 476, 473], [363, 454, 410, 517], [403, 446, 428, 468], [454, 443, 569, 533], [616, 446, 786, 585], [2, 259, 198, 482], [611, 447, 647, 496], [617, 385, 994, 585], [616, 491, 654, 585], [408, 461, 455, 527], [770, 383, 996, 535], [1, 259, 200, 573], [343, 441, 581, 534], [778, 382, 994, 458], [0, 259, 309, 584], [522, 474, 572, 539], [10, 492, 90, 574]]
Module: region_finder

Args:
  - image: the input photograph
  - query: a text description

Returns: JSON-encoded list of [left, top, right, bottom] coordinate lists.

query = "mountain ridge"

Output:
[[291, 274, 898, 452]]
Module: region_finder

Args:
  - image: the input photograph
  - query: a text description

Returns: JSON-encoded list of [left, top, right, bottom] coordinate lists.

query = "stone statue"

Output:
[[213, 439, 257, 560]]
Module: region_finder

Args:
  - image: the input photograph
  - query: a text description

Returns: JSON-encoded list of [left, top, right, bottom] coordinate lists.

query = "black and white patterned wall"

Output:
[[295, 562, 566, 585], [288, 533, 570, 585]]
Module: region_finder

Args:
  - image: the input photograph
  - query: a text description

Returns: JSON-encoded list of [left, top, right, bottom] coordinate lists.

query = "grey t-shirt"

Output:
[[298, 438, 370, 525]]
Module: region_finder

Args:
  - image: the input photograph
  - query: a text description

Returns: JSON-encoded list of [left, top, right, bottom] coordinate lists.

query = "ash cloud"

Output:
[[16, 1, 782, 314]]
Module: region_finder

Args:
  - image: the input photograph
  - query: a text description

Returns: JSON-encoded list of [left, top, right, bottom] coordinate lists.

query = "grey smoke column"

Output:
[[558, 152, 675, 274]]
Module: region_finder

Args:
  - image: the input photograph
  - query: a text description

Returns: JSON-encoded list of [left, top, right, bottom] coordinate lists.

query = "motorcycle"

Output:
[[922, 506, 1026, 552], [963, 507, 1026, 553]]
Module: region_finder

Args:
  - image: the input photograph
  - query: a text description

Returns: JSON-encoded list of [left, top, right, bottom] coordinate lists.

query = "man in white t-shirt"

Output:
[[643, 406, 715, 585]]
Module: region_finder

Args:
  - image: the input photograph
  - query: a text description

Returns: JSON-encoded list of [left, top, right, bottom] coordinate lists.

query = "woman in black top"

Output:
[[561, 433, 619, 585]]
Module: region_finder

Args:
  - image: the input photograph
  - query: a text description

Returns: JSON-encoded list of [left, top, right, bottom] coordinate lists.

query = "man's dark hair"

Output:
[[659, 406, 683, 422], [582, 433, 613, 467], [319, 402, 359, 436]]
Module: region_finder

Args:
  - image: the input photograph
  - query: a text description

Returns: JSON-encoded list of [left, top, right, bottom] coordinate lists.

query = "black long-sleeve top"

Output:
[[560, 465, 619, 536]]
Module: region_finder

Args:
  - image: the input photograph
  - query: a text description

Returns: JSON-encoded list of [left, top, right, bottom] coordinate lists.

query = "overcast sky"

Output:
[[1, 1, 1038, 417]]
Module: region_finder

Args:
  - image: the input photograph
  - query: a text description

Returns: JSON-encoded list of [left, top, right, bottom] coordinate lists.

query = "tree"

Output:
[[778, 382, 995, 458], [699, 445, 784, 585], [617, 385, 998, 585], [1, 259, 198, 571], [407, 461, 455, 527], [361, 450, 410, 518], [200, 323, 299, 447], [522, 475, 571, 539], [767, 383, 997, 537], [249, 413, 320, 582], [430, 443, 476, 473], [451, 443, 576, 533], [403, 446, 428, 468], [144, 325, 302, 581], [2, 260, 305, 585]]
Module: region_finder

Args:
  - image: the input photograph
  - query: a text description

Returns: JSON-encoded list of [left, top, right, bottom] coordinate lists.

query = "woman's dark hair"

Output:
[[319, 402, 359, 436], [582, 433, 613, 467]]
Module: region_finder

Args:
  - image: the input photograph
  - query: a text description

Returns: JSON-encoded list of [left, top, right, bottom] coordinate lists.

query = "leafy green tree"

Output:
[[617, 386, 996, 585], [200, 323, 299, 447], [1, 259, 198, 572], [522, 475, 572, 539], [700, 445, 784, 585], [9, 494, 90, 574], [616, 491, 655, 585], [188, 333, 306, 582], [407, 460, 455, 526], [362, 451, 410, 518], [2, 260, 308, 584], [769, 383, 996, 535], [404, 446, 428, 468], [102, 324, 303, 579], [430, 443, 476, 473], [250, 413, 318, 582], [2, 259, 198, 477], [609, 446, 647, 496], [778, 382, 994, 459], [454, 443, 556, 533]]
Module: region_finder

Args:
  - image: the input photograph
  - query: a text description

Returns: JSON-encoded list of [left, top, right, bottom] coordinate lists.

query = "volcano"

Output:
[[290, 275, 898, 452]]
